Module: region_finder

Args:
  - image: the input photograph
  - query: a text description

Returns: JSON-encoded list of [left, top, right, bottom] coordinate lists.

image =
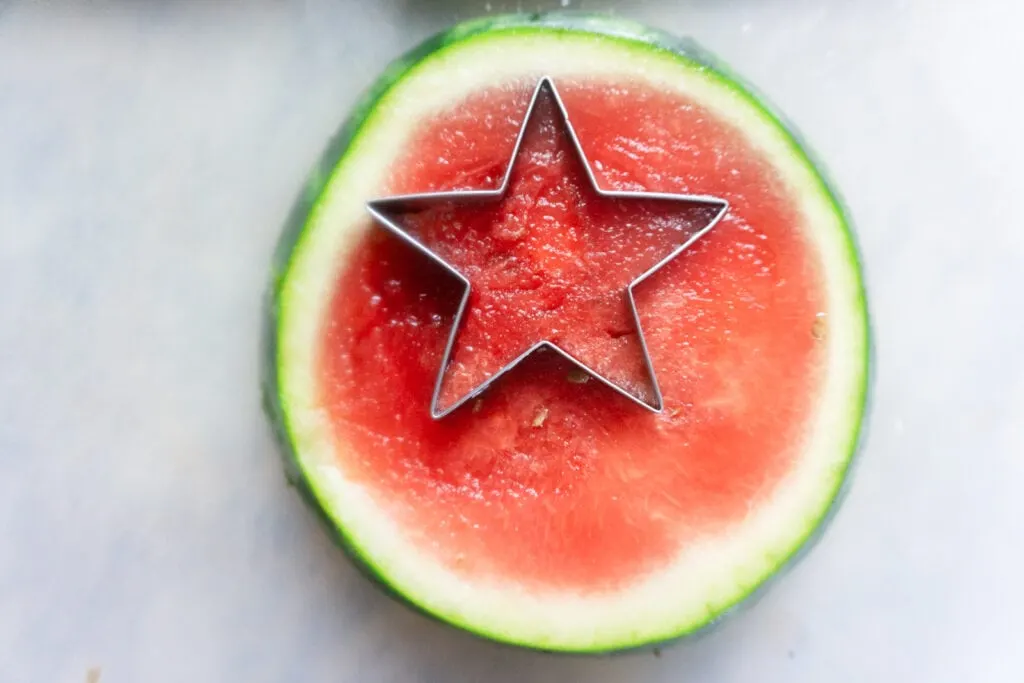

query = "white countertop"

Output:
[[1, 1, 1021, 681]]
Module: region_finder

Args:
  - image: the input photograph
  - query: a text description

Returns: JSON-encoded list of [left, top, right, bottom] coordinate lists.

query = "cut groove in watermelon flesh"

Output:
[[322, 78, 825, 591], [368, 82, 728, 414]]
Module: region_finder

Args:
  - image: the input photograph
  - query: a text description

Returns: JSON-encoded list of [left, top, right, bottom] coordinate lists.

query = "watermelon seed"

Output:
[[811, 313, 828, 341], [567, 368, 590, 384], [532, 407, 549, 428], [472, 399, 483, 414]]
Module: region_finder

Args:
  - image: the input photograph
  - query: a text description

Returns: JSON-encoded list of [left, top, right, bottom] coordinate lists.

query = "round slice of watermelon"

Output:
[[264, 12, 871, 653]]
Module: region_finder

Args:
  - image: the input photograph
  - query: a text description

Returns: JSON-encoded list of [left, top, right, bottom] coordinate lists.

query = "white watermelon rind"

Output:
[[263, 12, 872, 653]]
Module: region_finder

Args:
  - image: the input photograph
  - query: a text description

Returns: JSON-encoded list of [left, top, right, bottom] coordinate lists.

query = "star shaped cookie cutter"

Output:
[[367, 77, 729, 419]]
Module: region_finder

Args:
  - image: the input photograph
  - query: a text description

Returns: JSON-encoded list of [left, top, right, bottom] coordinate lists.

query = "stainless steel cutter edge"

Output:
[[367, 76, 729, 419]]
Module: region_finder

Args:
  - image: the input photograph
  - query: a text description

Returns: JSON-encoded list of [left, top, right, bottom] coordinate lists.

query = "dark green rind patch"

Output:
[[261, 11, 871, 654]]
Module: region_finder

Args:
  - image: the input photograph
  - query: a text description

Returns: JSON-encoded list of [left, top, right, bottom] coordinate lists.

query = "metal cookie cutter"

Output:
[[367, 77, 729, 419]]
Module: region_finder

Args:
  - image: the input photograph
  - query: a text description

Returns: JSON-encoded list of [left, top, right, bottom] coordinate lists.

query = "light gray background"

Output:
[[1, 1, 1021, 681]]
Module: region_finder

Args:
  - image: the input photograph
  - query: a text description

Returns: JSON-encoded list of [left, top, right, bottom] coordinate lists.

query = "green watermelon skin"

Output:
[[261, 11, 872, 653]]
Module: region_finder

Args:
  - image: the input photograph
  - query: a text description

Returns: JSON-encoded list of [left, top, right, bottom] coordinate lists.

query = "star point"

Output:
[[367, 77, 729, 419]]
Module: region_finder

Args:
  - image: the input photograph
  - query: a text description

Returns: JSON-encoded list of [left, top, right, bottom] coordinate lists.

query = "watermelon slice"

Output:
[[264, 13, 871, 653]]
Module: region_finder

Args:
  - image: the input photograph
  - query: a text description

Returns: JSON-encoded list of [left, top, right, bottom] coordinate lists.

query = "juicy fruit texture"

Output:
[[320, 78, 827, 592], [373, 88, 724, 410]]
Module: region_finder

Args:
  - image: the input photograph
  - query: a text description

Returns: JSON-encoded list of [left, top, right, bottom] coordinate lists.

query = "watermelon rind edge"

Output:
[[261, 11, 872, 654]]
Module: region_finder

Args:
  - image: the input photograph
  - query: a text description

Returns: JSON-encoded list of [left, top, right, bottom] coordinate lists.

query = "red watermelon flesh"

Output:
[[369, 88, 725, 410], [320, 78, 825, 592]]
